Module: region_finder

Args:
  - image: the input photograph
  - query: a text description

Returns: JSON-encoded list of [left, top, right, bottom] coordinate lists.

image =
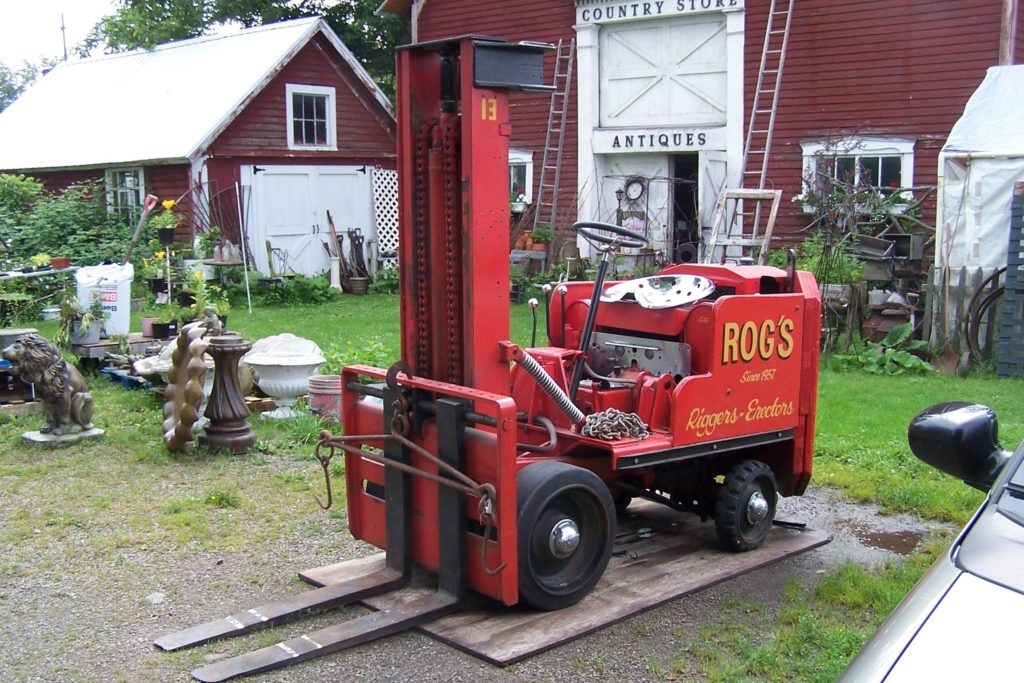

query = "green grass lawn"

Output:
[[815, 370, 1024, 524], [7, 292, 1024, 680]]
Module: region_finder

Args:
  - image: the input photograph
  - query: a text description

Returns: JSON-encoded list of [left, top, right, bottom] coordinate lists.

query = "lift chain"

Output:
[[441, 114, 464, 385], [581, 408, 651, 441], [413, 122, 434, 376]]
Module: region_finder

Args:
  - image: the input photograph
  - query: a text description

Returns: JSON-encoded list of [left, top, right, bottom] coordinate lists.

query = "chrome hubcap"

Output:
[[549, 519, 581, 558], [746, 491, 769, 525]]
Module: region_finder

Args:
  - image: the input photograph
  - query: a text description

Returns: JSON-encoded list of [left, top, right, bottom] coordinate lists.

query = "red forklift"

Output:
[[157, 35, 820, 681]]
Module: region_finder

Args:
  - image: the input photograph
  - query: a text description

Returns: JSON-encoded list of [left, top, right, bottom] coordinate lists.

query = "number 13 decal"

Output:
[[480, 97, 498, 121]]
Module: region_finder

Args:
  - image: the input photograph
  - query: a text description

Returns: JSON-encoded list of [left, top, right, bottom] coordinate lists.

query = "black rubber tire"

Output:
[[714, 460, 777, 552], [613, 493, 633, 517], [517, 461, 616, 610]]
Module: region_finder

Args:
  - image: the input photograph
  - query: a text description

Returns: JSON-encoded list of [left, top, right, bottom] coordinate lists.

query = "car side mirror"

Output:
[[908, 402, 1011, 492]]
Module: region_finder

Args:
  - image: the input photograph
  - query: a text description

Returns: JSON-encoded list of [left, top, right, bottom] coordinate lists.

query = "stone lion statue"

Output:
[[2, 333, 94, 435]]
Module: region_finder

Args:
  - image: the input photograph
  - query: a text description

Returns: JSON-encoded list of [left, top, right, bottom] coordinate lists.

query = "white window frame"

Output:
[[105, 167, 145, 219], [800, 137, 916, 192], [286, 83, 337, 151], [509, 148, 534, 203]]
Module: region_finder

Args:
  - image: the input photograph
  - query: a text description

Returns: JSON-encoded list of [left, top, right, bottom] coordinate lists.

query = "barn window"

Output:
[[105, 168, 145, 220], [286, 84, 337, 151], [800, 138, 915, 197], [509, 149, 534, 204]]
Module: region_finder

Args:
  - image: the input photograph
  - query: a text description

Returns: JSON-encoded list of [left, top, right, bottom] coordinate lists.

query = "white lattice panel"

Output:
[[373, 168, 399, 269]]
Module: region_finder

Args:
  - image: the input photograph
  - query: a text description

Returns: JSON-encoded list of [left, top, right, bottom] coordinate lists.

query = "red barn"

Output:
[[384, 0, 1021, 265], [0, 17, 397, 276]]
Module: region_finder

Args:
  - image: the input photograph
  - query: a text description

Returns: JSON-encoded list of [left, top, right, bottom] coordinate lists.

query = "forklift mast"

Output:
[[396, 37, 551, 396]]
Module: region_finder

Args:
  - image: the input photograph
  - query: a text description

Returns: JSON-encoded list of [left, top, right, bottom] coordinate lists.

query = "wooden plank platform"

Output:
[[71, 337, 168, 359], [300, 501, 830, 665], [0, 399, 40, 416]]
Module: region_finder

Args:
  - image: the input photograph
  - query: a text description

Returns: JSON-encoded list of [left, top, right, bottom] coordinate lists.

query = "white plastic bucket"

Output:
[[76, 263, 134, 336]]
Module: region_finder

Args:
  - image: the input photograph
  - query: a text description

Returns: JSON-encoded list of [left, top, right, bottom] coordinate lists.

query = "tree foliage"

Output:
[[0, 60, 55, 113], [80, 0, 407, 100]]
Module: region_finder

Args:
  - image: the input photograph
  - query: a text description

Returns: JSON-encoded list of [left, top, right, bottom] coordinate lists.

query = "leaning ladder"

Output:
[[703, 189, 783, 265], [533, 38, 575, 231], [742, 0, 795, 192], [709, 0, 795, 264]]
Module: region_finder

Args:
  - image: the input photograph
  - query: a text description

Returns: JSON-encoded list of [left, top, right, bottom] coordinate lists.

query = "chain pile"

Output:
[[581, 408, 650, 440]]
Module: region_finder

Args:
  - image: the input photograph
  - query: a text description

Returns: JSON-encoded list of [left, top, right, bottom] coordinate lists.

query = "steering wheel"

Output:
[[573, 220, 650, 251]]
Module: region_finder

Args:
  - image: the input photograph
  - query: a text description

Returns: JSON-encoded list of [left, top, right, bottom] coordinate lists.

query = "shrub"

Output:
[[368, 267, 399, 294], [766, 231, 863, 285], [828, 322, 934, 375], [251, 275, 335, 306], [3, 181, 135, 265]]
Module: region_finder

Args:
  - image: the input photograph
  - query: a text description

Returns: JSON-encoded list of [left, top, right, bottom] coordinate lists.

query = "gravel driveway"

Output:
[[0, 485, 950, 683]]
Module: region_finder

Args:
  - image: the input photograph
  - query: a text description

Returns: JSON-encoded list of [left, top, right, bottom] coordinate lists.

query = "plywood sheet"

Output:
[[301, 501, 829, 665]]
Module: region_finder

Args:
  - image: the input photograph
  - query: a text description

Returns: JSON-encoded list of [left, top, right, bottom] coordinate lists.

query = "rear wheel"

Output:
[[715, 460, 777, 552], [517, 461, 616, 610]]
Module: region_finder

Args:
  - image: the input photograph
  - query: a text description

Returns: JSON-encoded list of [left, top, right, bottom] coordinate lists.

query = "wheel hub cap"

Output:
[[549, 519, 581, 558], [746, 491, 769, 525]]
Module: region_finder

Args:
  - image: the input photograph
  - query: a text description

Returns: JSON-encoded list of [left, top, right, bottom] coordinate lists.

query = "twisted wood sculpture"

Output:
[[162, 321, 209, 451]]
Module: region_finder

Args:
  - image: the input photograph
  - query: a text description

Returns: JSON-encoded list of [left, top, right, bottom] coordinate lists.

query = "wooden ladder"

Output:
[[742, 0, 795, 192], [707, 0, 794, 264], [703, 189, 783, 265], [533, 38, 575, 232]]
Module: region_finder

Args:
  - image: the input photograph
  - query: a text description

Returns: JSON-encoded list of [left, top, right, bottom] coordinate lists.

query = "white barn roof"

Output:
[[943, 65, 1024, 157], [0, 17, 391, 172]]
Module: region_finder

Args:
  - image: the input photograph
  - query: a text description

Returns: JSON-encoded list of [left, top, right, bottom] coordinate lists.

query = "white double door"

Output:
[[248, 164, 373, 277]]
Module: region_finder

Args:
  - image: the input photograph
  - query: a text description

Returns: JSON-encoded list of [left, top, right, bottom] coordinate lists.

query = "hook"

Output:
[[313, 440, 335, 510]]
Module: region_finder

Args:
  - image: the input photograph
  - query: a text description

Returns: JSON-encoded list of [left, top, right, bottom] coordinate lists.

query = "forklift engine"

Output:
[[336, 35, 821, 611], [156, 35, 821, 682]]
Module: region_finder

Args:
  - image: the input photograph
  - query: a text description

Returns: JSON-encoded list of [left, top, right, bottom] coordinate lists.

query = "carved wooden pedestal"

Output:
[[200, 335, 255, 453]]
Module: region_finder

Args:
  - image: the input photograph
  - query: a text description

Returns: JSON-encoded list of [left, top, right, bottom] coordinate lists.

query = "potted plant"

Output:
[[181, 271, 210, 318], [60, 295, 106, 346], [530, 223, 552, 252], [152, 199, 182, 245], [29, 253, 51, 270], [510, 188, 528, 216], [151, 304, 181, 338], [140, 253, 167, 293], [213, 286, 231, 328], [194, 225, 222, 260]]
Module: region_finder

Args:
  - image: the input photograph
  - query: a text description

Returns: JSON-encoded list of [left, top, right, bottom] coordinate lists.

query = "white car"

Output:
[[840, 401, 1021, 681]]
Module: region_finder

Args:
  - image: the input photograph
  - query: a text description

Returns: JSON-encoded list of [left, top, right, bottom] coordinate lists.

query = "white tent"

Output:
[[938, 65, 1024, 271]]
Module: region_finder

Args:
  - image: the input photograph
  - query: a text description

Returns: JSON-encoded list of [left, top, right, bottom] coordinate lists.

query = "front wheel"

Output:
[[517, 461, 616, 610], [714, 460, 777, 552]]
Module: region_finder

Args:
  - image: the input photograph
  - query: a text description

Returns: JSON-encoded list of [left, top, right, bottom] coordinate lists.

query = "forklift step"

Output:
[[191, 589, 460, 682], [154, 567, 403, 651]]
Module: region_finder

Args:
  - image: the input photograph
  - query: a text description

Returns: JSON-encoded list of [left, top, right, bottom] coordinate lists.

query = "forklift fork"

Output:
[[156, 392, 470, 682]]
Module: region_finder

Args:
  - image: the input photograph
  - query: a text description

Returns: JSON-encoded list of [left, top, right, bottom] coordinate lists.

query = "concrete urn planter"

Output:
[[243, 333, 324, 419]]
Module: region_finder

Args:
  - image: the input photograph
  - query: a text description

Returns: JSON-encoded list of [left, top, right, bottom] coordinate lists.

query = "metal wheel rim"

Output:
[[738, 479, 773, 543], [527, 489, 605, 594]]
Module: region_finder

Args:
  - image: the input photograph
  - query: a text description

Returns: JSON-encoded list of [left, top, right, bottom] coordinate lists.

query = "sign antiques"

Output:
[[591, 127, 726, 154], [576, 0, 744, 24]]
